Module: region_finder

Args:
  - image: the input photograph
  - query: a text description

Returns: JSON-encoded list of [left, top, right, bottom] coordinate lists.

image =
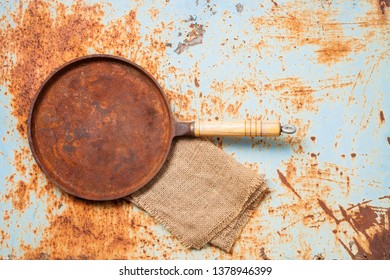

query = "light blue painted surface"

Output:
[[0, 0, 389, 259]]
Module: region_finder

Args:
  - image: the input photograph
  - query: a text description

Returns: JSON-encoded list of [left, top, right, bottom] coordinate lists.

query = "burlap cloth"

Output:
[[125, 138, 269, 252]]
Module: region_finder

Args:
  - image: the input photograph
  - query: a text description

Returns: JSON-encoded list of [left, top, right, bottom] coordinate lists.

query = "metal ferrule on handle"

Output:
[[193, 120, 282, 137]]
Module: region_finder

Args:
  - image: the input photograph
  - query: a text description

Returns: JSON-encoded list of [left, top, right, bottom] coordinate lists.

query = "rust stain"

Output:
[[14, 150, 27, 175], [243, 162, 260, 173], [379, 0, 390, 15], [279, 156, 354, 199], [259, 247, 270, 260], [313, 253, 324, 260], [351, 153, 357, 158], [0, 230, 11, 246], [315, 40, 358, 65], [276, 169, 302, 199], [379, 110, 385, 124], [271, 0, 279, 7], [3, 211, 10, 221], [263, 77, 318, 114], [1, 1, 104, 138], [225, 101, 242, 116], [1, 0, 388, 260], [163, 64, 199, 121], [165, 88, 196, 121], [340, 206, 390, 259], [317, 197, 390, 259], [349, 205, 378, 232], [0, 0, 186, 259], [22, 193, 161, 259], [260, 152, 356, 258], [317, 199, 340, 224], [148, 7, 159, 20], [5, 147, 43, 212], [249, 1, 386, 65], [310, 136, 316, 142], [10, 180, 29, 212], [194, 77, 200, 88]]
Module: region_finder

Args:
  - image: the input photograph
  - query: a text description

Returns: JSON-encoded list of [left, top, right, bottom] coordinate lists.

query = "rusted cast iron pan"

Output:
[[28, 55, 181, 200]]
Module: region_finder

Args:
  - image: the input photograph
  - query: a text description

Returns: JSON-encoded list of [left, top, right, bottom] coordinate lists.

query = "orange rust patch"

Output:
[[162, 64, 199, 121], [148, 7, 159, 20], [0, 229, 11, 246], [10, 180, 29, 212], [8, 146, 43, 212], [194, 77, 200, 88], [250, 1, 381, 65], [225, 101, 242, 116], [207, 79, 257, 119], [1, 0, 179, 259], [14, 150, 27, 175], [7, 174, 15, 182], [3, 210, 10, 221], [315, 39, 358, 65], [263, 77, 317, 114], [0, 0, 167, 139], [165, 89, 196, 121], [1, 1, 105, 137], [22, 195, 160, 260]]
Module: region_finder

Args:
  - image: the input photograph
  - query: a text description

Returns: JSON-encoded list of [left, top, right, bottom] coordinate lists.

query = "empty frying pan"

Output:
[[28, 54, 296, 201]]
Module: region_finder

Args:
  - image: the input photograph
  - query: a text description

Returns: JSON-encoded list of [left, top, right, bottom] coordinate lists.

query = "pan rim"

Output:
[[27, 54, 174, 200]]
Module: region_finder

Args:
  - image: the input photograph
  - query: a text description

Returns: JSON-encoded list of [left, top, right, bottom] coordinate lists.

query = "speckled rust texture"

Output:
[[0, 0, 176, 259]]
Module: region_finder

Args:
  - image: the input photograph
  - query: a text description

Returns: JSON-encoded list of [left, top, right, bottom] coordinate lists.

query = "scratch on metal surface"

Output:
[[276, 169, 302, 199]]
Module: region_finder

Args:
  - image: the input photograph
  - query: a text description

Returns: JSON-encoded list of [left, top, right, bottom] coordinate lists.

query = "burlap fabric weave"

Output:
[[126, 138, 269, 252]]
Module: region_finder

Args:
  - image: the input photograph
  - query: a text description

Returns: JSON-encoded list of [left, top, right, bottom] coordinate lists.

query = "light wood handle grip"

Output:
[[193, 120, 281, 137]]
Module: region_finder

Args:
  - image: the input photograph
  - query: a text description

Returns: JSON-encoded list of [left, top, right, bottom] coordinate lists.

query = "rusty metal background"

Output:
[[0, 0, 389, 259]]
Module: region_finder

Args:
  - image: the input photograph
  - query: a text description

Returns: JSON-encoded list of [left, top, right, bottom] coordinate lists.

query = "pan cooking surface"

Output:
[[29, 56, 173, 200]]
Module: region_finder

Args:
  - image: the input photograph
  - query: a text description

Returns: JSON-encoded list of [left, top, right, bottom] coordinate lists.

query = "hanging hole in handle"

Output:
[[281, 124, 297, 134]]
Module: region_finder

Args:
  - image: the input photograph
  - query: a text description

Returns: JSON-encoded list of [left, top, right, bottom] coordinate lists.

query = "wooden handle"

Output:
[[193, 120, 281, 137]]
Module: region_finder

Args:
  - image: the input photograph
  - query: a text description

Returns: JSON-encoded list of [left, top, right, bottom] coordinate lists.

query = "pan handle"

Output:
[[174, 120, 296, 137]]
